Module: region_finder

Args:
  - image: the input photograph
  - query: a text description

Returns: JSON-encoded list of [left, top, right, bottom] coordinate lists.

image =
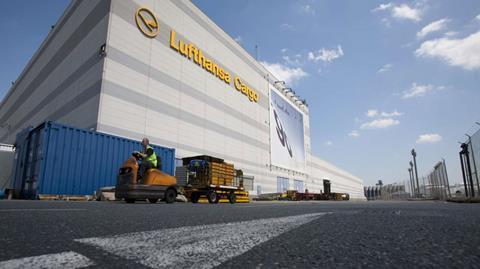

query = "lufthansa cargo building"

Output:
[[0, 0, 365, 199]]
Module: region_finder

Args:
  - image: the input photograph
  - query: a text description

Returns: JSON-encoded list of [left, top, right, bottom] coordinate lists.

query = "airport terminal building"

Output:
[[0, 0, 364, 199]]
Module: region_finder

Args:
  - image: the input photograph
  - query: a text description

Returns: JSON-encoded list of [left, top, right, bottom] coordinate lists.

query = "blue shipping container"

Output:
[[11, 121, 175, 198]]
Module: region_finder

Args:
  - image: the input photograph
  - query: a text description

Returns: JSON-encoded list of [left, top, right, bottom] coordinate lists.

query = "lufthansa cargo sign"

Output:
[[135, 7, 259, 103]]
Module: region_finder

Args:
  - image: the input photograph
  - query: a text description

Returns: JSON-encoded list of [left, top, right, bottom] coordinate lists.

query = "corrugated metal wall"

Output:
[[12, 121, 175, 198], [0, 146, 14, 193]]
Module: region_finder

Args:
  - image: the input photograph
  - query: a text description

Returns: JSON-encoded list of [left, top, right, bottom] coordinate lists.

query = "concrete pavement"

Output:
[[0, 200, 479, 268]]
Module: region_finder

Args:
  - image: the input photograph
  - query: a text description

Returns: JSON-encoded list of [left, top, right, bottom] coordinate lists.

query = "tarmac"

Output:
[[0, 200, 479, 268]]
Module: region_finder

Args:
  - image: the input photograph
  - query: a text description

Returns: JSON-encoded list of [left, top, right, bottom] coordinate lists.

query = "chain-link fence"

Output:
[[460, 128, 480, 197], [424, 160, 451, 200], [364, 181, 409, 200]]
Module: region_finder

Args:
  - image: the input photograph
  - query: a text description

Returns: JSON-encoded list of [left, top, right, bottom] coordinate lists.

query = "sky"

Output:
[[1, 0, 479, 187]]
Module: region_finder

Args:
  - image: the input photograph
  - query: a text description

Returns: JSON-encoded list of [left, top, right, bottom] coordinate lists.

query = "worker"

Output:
[[138, 137, 157, 180]]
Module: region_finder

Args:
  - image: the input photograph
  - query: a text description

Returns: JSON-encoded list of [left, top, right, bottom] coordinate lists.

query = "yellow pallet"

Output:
[[211, 162, 233, 167]]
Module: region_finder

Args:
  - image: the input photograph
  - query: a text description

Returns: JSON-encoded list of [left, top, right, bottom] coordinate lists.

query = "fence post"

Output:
[[442, 159, 451, 198]]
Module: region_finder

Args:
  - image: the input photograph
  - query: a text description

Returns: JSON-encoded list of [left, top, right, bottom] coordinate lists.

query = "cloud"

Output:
[[281, 48, 288, 53], [415, 31, 480, 70], [300, 4, 315, 15], [372, 3, 422, 22], [377, 63, 392, 73], [416, 133, 442, 144], [261, 62, 308, 84], [401, 83, 442, 99], [372, 3, 392, 12], [476, 14, 480, 21], [417, 18, 449, 38], [361, 118, 400, 129], [234, 36, 242, 43], [280, 23, 293, 30], [381, 18, 392, 27], [366, 109, 379, 117], [443, 31, 458, 37], [324, 140, 333, 146], [348, 130, 360, 138], [308, 46, 344, 63], [380, 110, 403, 117], [392, 4, 422, 21], [366, 109, 403, 118], [282, 55, 302, 67]]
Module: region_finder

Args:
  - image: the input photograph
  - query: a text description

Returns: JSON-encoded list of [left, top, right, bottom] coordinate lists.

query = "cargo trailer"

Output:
[[180, 155, 250, 203]]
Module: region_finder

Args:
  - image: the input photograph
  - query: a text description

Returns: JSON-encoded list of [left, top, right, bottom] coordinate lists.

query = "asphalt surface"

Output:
[[0, 200, 479, 268]]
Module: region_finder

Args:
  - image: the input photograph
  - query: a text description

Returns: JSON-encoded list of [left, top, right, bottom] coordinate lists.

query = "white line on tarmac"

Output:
[[76, 212, 328, 269], [0, 251, 94, 269], [0, 209, 86, 212]]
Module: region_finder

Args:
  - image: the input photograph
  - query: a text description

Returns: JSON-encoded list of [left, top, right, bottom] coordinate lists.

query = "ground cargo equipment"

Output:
[[115, 152, 178, 203], [180, 155, 250, 204], [255, 190, 350, 201]]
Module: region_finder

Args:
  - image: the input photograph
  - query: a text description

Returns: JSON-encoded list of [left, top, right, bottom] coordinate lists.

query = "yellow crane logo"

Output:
[[135, 7, 159, 38]]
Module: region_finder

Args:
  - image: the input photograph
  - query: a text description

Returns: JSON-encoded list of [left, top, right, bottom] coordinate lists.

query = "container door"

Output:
[[10, 127, 32, 197], [323, 179, 331, 194], [22, 130, 43, 199]]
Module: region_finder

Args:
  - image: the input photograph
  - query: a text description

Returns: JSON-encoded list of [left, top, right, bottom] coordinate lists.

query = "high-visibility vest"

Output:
[[144, 146, 157, 167]]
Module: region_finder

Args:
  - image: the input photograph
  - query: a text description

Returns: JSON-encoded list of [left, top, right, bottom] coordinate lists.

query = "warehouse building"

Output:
[[0, 0, 364, 199]]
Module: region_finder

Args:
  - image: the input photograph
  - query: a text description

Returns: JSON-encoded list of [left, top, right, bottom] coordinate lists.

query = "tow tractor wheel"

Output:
[[207, 190, 218, 204], [147, 198, 158, 204], [228, 192, 236, 204], [191, 193, 199, 203], [165, 188, 177, 204]]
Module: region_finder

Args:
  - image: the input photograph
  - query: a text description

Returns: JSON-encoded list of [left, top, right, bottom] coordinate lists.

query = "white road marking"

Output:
[[0, 251, 94, 269], [76, 212, 328, 269], [0, 209, 86, 212]]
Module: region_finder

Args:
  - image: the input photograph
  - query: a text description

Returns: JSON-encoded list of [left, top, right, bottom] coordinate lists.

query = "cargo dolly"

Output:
[[181, 155, 249, 204]]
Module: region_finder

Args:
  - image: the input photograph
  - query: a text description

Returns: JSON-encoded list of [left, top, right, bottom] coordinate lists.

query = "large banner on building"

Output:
[[269, 87, 306, 172]]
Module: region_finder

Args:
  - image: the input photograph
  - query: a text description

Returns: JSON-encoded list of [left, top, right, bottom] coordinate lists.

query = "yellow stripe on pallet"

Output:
[[196, 198, 250, 203]]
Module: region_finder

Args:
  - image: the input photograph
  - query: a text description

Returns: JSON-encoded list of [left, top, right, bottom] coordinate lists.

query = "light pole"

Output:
[[412, 149, 420, 198], [460, 144, 470, 197], [409, 161, 415, 197], [408, 167, 414, 197]]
